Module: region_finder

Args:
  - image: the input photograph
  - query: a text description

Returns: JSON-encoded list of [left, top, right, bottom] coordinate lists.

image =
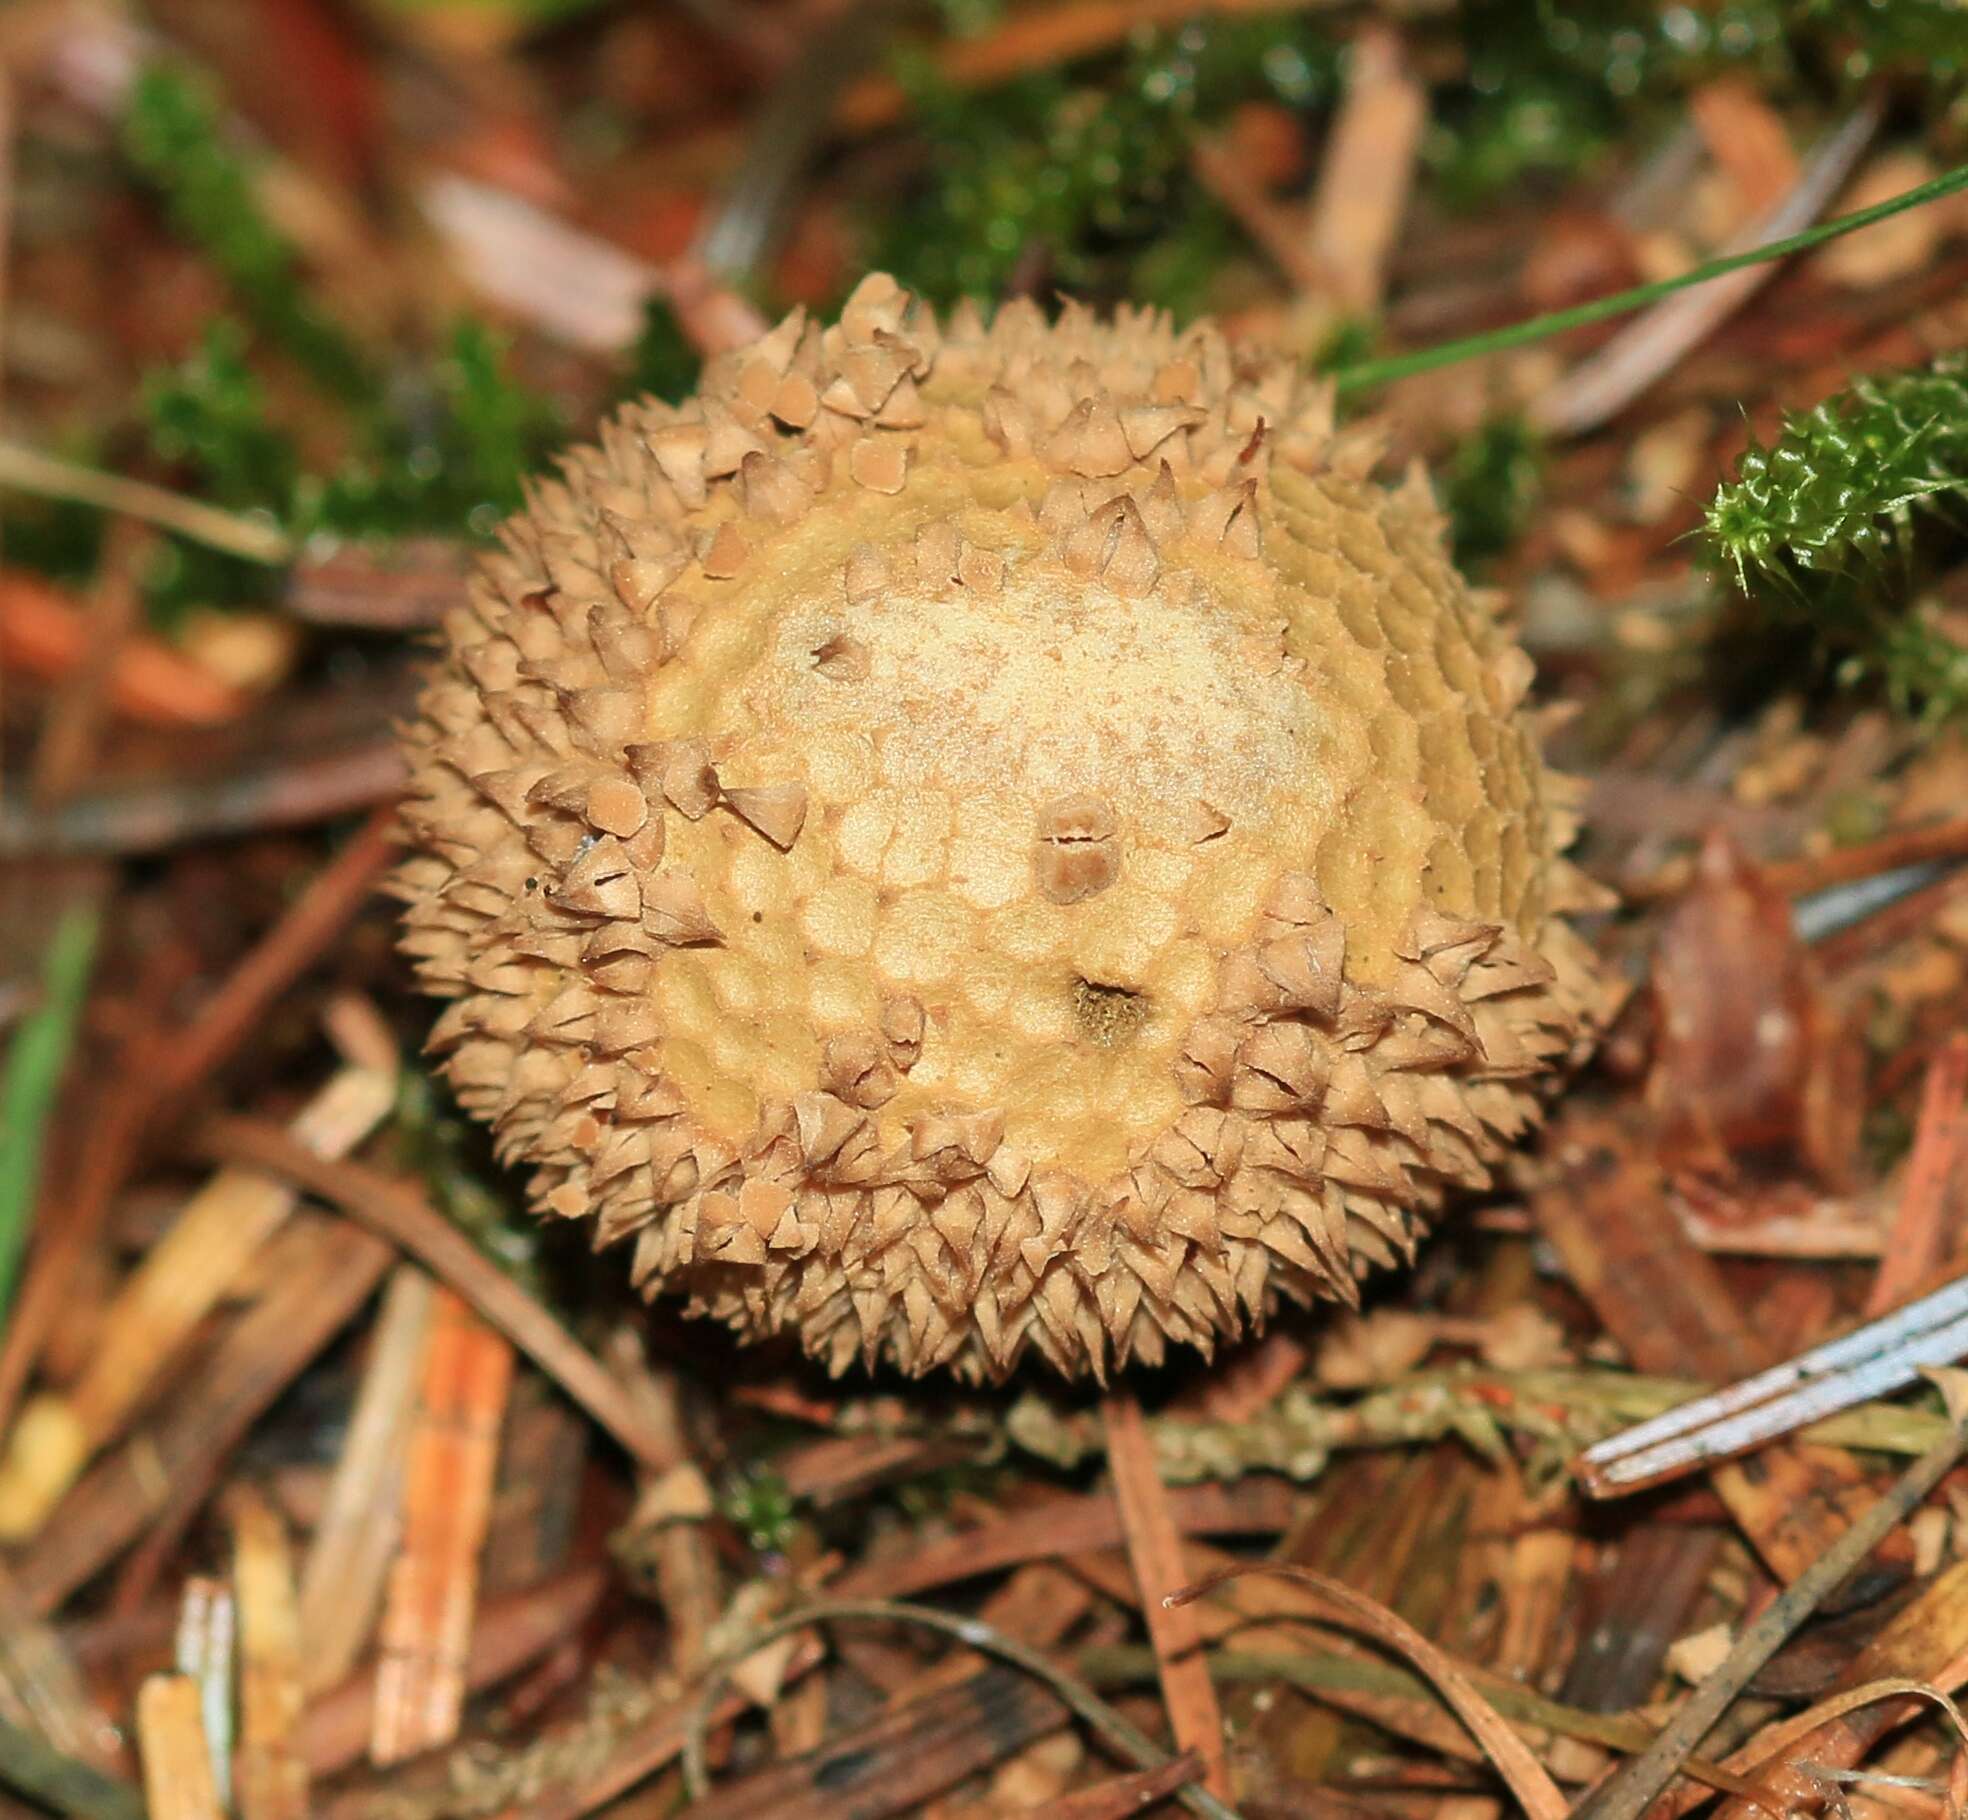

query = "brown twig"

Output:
[[833, 0, 1343, 134], [282, 538, 468, 631], [491, 1633, 826, 1820], [154, 807, 398, 1107], [833, 1481, 1295, 1601], [1816, 866, 1968, 976], [1102, 1389, 1233, 1804], [0, 815, 394, 1443], [1694, 1622, 1968, 1820], [1762, 815, 1968, 899], [1049, 1753, 1208, 1820], [1167, 1562, 1567, 1820], [679, 1598, 1242, 1820], [678, 1662, 1075, 1820], [0, 739, 407, 858], [198, 1117, 679, 1469]]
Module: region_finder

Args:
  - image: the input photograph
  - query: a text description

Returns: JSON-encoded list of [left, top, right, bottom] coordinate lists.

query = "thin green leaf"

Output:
[[1330, 157, 1968, 395], [0, 905, 101, 1326]]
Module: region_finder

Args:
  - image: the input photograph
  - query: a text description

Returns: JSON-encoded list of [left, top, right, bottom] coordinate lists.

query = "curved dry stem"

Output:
[[0, 442, 291, 564], [1168, 1560, 1568, 1820]]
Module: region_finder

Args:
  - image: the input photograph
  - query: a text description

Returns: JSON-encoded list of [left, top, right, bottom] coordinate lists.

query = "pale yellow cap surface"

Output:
[[395, 277, 1613, 1379]]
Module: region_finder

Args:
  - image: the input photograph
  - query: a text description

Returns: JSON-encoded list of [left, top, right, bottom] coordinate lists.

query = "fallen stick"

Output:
[[199, 1119, 679, 1469], [1530, 104, 1880, 436], [1103, 1390, 1232, 1804], [0, 740, 407, 859]]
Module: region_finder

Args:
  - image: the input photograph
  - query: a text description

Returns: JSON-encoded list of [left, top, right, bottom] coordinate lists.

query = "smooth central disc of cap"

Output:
[[757, 561, 1321, 838]]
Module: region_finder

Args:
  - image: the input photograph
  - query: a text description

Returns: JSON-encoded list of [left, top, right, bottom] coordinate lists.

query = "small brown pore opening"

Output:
[[1073, 977, 1148, 1048]]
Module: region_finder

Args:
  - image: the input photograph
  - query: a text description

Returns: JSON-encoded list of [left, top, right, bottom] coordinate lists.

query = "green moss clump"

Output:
[[621, 297, 703, 407], [138, 316, 561, 622], [1444, 415, 1545, 567], [1423, 0, 1962, 210], [122, 62, 375, 404], [392, 1065, 545, 1289], [303, 320, 563, 542], [144, 320, 298, 510], [722, 1470, 797, 1555], [117, 54, 566, 625], [874, 17, 1334, 317]]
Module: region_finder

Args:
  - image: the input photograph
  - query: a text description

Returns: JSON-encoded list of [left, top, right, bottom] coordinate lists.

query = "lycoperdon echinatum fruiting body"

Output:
[[395, 274, 1613, 1381]]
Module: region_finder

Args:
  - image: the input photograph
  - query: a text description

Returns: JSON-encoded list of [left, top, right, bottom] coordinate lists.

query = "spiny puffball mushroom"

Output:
[[394, 274, 1614, 1382]]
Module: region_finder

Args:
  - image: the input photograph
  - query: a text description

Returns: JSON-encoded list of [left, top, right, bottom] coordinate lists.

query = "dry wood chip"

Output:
[[370, 1288, 515, 1766], [299, 1567, 606, 1777], [136, 1676, 223, 1820], [172, 1577, 232, 1809], [1304, 24, 1424, 311], [228, 1486, 308, 1820], [296, 1265, 435, 1694]]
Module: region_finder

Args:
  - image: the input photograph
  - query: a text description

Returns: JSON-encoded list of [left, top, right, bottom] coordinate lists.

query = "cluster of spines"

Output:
[[394, 274, 1609, 1380]]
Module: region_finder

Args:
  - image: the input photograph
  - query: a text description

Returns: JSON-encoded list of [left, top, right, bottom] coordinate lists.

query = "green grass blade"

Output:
[[0, 905, 101, 1326], [1331, 156, 1968, 396]]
